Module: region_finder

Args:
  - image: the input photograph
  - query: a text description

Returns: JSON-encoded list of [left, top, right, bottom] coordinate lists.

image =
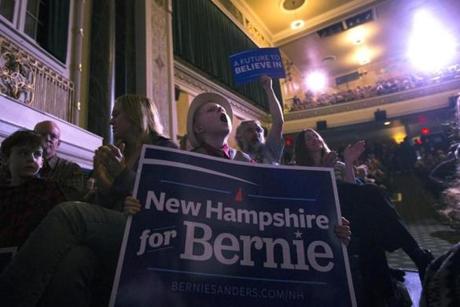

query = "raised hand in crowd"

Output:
[[95, 143, 127, 179], [321, 150, 338, 167], [343, 140, 366, 164], [93, 143, 126, 193], [343, 140, 366, 183]]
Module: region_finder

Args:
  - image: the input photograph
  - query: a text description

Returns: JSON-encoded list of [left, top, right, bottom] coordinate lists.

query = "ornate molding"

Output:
[[212, 0, 271, 47], [174, 59, 267, 121], [0, 38, 35, 104], [0, 35, 75, 122]]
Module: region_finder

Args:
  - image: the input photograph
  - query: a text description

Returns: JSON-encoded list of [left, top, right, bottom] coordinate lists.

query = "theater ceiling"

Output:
[[231, 0, 460, 78]]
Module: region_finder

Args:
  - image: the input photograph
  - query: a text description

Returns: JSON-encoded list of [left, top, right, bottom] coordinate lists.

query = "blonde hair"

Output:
[[115, 95, 164, 141]]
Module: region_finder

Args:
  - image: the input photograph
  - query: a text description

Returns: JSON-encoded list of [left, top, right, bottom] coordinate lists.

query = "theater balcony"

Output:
[[283, 78, 460, 134], [0, 29, 101, 169]]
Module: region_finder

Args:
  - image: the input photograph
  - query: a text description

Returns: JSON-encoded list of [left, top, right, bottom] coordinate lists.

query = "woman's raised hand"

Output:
[[94, 143, 127, 179], [344, 140, 365, 164], [322, 151, 338, 167]]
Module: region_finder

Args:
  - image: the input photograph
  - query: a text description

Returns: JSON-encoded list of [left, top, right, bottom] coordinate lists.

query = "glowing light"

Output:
[[356, 47, 371, 65], [407, 10, 457, 72], [291, 19, 305, 30], [393, 132, 406, 144], [384, 121, 391, 126], [304, 71, 327, 92], [421, 127, 430, 135], [348, 27, 366, 45]]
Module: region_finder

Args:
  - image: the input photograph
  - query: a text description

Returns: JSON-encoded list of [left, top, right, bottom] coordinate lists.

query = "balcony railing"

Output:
[[285, 78, 460, 121], [0, 35, 75, 123]]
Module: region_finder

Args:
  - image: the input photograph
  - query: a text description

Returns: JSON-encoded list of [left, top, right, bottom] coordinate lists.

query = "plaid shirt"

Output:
[[39, 155, 85, 201], [0, 178, 66, 248]]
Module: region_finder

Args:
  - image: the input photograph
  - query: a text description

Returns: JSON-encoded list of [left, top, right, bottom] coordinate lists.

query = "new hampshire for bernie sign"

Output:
[[110, 146, 356, 307]]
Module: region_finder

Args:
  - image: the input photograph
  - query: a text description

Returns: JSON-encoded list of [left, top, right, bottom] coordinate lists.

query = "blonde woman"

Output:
[[0, 95, 177, 306]]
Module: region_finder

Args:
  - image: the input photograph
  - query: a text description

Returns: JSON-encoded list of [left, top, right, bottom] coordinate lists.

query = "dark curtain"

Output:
[[173, 0, 283, 112], [115, 0, 136, 96], [88, 0, 115, 143], [43, 0, 70, 63]]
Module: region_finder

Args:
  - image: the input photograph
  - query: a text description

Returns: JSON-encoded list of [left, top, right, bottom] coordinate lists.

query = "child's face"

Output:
[[194, 103, 232, 137], [7, 145, 43, 180]]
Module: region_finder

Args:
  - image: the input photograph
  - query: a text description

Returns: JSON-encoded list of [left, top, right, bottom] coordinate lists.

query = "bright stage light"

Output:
[[348, 27, 366, 45], [356, 47, 371, 65], [407, 10, 457, 72], [304, 71, 327, 92]]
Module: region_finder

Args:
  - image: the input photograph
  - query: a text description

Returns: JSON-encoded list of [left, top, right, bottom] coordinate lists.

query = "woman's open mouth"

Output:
[[220, 113, 228, 123]]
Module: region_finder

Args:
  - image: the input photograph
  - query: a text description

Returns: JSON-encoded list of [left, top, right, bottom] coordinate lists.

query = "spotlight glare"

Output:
[[304, 71, 327, 93], [349, 27, 366, 45], [356, 47, 371, 65], [407, 10, 457, 72]]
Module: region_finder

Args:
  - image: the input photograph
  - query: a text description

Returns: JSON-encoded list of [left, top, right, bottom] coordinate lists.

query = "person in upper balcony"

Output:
[[235, 75, 284, 165], [34, 120, 85, 200]]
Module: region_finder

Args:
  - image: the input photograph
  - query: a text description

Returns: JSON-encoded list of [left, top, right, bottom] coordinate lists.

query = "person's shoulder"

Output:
[[155, 136, 179, 149], [232, 149, 253, 162], [54, 156, 81, 169]]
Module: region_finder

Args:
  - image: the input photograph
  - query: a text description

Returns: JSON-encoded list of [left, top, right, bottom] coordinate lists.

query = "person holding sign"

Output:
[[235, 75, 284, 165], [184, 91, 351, 245], [0, 95, 177, 306], [186, 92, 252, 162], [294, 128, 433, 305]]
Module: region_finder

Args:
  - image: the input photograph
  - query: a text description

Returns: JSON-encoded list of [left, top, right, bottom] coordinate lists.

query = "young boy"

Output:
[[0, 130, 65, 248]]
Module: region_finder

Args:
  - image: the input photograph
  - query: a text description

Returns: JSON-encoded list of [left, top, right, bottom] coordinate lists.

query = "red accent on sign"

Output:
[[235, 188, 243, 202]]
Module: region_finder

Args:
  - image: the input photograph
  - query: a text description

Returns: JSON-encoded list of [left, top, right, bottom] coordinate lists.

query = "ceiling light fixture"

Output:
[[291, 19, 305, 30], [356, 47, 371, 65], [349, 27, 366, 45], [282, 0, 306, 11]]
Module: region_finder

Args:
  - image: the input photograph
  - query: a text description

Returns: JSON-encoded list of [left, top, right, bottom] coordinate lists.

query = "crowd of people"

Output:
[[289, 65, 460, 112], [0, 75, 459, 306]]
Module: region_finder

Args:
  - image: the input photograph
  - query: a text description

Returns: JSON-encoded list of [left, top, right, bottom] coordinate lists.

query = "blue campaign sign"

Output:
[[110, 146, 356, 307], [230, 48, 286, 85]]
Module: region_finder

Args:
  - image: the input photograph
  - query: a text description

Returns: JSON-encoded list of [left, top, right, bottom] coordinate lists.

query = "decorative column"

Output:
[[87, 0, 115, 143], [135, 0, 177, 140]]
